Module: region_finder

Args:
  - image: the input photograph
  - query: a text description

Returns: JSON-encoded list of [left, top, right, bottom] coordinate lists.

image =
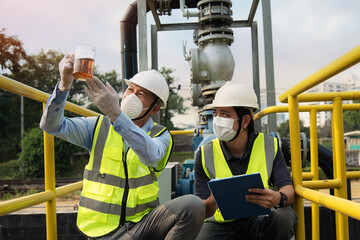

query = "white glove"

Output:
[[85, 76, 121, 122], [58, 54, 75, 91]]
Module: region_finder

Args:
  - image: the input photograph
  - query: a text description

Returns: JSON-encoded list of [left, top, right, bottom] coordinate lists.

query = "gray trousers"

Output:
[[95, 194, 205, 240], [196, 205, 297, 240]]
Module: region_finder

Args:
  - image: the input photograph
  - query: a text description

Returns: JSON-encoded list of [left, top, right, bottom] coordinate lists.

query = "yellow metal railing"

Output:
[[0, 74, 100, 239], [255, 44, 360, 240], [0, 74, 198, 239]]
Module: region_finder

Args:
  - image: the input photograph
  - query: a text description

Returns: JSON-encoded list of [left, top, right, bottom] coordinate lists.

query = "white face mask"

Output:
[[121, 94, 149, 119], [213, 116, 238, 141]]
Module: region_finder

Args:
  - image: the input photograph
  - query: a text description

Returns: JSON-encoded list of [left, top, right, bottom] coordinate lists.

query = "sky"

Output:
[[1, 0, 360, 128]]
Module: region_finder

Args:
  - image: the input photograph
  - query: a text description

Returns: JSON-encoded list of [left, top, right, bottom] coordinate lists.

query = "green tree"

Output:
[[0, 44, 122, 165], [343, 100, 360, 133], [19, 127, 85, 179], [0, 29, 28, 162], [0, 28, 27, 73], [158, 67, 188, 130], [278, 119, 310, 139]]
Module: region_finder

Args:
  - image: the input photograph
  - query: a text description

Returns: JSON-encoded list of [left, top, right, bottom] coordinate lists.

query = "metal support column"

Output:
[[138, 0, 148, 71], [43, 103, 57, 240], [151, 24, 158, 70], [261, 0, 277, 133], [251, 21, 261, 132], [151, 24, 160, 123]]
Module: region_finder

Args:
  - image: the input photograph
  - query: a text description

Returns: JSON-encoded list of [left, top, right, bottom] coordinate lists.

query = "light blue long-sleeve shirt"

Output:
[[40, 82, 171, 168]]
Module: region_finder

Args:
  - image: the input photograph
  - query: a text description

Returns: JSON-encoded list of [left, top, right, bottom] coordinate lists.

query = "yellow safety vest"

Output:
[[77, 116, 173, 237], [200, 133, 278, 223]]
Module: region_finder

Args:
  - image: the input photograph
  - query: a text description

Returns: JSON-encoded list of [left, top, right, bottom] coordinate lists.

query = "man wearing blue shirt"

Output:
[[40, 55, 205, 239]]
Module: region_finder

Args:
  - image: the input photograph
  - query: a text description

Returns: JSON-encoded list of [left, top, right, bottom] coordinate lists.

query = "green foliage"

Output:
[[0, 28, 28, 73], [0, 159, 21, 179], [277, 119, 310, 138], [2, 188, 42, 201], [0, 91, 21, 163], [158, 67, 188, 130], [302, 166, 327, 180], [19, 127, 85, 179], [343, 101, 360, 132]]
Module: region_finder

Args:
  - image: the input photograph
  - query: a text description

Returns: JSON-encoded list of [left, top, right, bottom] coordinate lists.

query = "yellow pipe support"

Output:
[[296, 186, 360, 221], [43, 115, 57, 240], [279, 44, 360, 103], [0, 74, 99, 117], [297, 91, 360, 102], [0, 182, 84, 217], [302, 179, 342, 189], [0, 190, 55, 216], [254, 104, 360, 121], [55, 181, 83, 197], [288, 95, 306, 240], [347, 171, 360, 179], [310, 109, 320, 240], [332, 97, 349, 240], [0, 74, 50, 103], [302, 172, 315, 180], [170, 130, 195, 135]]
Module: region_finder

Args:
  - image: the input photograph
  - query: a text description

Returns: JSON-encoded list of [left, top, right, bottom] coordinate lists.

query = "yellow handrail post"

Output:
[[310, 109, 320, 240], [288, 95, 305, 240], [43, 103, 57, 240], [332, 97, 348, 240]]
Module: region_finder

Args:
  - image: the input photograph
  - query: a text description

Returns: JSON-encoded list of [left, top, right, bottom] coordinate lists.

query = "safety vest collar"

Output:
[[202, 133, 276, 180]]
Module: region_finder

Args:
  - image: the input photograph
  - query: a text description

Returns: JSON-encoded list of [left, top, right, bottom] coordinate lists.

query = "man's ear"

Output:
[[150, 104, 161, 115], [241, 115, 251, 129]]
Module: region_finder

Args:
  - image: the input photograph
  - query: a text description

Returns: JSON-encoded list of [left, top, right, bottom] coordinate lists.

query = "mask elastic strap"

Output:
[[132, 97, 159, 121], [229, 117, 242, 142]]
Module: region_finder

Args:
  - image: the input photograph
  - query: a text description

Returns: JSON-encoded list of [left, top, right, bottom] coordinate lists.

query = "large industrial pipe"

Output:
[[120, 1, 138, 91], [120, 0, 200, 90]]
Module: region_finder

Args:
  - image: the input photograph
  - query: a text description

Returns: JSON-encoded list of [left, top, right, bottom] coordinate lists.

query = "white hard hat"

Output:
[[124, 70, 169, 108], [211, 81, 259, 110]]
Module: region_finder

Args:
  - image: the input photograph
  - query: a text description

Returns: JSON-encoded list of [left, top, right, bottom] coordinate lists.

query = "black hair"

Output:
[[234, 107, 255, 134]]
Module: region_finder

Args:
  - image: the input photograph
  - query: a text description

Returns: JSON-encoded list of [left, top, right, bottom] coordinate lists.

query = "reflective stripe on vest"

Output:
[[201, 133, 278, 223], [77, 116, 172, 237]]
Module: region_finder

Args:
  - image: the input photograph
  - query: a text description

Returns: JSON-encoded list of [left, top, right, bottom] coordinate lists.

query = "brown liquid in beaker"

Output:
[[72, 58, 94, 80]]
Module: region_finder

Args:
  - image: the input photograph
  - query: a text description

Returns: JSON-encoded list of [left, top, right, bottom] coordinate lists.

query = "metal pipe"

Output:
[[302, 179, 342, 189], [333, 97, 349, 239], [43, 123, 57, 240], [179, 0, 198, 18], [0, 74, 99, 117], [0, 190, 55, 216], [261, 0, 277, 133], [297, 91, 360, 102], [120, 1, 139, 91], [288, 95, 306, 240], [310, 108, 320, 239], [296, 186, 360, 221], [251, 21, 261, 132], [120, 0, 201, 88], [253, 103, 360, 121]]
